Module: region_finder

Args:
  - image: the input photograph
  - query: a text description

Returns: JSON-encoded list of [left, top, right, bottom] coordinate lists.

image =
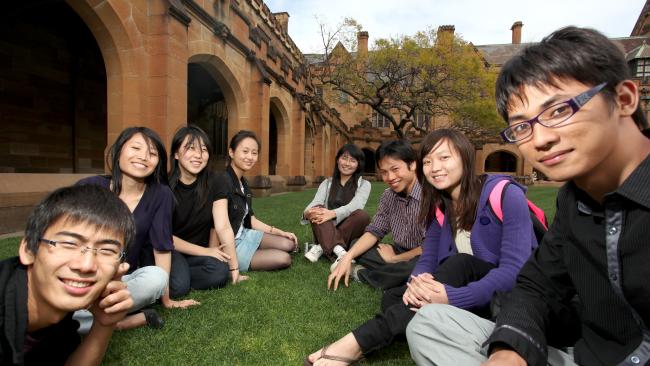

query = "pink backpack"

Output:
[[435, 180, 548, 242]]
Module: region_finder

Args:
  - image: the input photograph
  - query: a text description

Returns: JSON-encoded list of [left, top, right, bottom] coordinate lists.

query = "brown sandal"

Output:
[[303, 344, 362, 366]]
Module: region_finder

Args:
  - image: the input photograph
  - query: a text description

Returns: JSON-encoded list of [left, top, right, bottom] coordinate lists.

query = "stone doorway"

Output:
[[0, 1, 107, 173], [187, 63, 228, 171]]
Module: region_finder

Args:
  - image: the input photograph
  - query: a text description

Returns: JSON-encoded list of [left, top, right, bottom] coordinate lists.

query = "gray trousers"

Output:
[[406, 304, 577, 366]]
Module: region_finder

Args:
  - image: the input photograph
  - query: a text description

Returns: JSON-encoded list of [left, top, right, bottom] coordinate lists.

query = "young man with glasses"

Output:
[[0, 185, 134, 365], [406, 26, 650, 366]]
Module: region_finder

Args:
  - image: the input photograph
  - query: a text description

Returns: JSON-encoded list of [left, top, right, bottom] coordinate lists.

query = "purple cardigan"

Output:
[[411, 174, 538, 309]]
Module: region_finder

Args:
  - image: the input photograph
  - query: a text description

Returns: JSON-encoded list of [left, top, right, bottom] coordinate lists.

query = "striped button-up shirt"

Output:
[[365, 180, 425, 249]]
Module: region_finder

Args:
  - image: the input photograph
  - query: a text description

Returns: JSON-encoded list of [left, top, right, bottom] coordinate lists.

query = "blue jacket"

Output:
[[411, 174, 538, 309]]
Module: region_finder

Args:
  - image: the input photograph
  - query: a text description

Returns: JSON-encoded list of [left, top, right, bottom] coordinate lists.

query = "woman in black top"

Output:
[[168, 126, 230, 297], [213, 130, 298, 284]]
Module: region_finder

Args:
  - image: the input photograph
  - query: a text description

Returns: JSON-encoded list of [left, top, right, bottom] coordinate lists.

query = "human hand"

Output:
[[327, 256, 353, 291], [308, 208, 335, 225], [207, 247, 231, 262], [230, 269, 250, 284], [90, 262, 133, 327], [162, 298, 201, 309], [407, 273, 448, 306], [377, 243, 398, 263], [482, 349, 527, 366], [304, 207, 320, 220], [278, 229, 298, 245]]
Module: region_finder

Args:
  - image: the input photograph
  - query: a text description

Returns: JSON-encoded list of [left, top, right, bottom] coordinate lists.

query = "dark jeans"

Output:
[[352, 253, 496, 354], [355, 245, 419, 290], [311, 209, 370, 259], [170, 251, 229, 298]]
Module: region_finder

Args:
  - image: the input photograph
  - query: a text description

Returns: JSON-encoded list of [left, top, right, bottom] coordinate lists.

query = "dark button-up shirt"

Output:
[[486, 155, 650, 366], [365, 181, 425, 249]]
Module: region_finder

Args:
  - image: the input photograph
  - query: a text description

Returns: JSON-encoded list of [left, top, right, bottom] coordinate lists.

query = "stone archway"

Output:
[[66, 0, 147, 147], [304, 120, 316, 178], [269, 97, 290, 176], [485, 150, 518, 173], [1, 1, 107, 173], [362, 148, 376, 173], [188, 54, 243, 170]]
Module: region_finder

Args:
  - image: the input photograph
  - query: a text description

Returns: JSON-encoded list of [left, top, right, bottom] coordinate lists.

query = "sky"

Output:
[[264, 0, 646, 53]]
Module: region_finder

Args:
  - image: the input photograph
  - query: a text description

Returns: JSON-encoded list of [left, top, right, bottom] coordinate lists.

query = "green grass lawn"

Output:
[[0, 183, 558, 365]]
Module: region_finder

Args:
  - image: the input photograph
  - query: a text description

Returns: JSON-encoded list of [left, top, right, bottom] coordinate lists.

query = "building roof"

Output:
[[474, 43, 531, 67], [304, 53, 326, 64], [625, 40, 650, 61], [474, 35, 650, 68]]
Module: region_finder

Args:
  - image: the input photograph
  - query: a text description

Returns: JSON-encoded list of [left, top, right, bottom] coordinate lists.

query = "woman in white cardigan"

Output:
[[302, 144, 371, 264]]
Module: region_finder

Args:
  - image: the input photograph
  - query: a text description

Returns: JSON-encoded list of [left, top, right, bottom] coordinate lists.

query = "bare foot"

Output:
[[307, 333, 363, 365]]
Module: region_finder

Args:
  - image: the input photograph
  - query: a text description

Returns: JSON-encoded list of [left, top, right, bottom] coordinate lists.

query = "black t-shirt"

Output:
[[0, 257, 80, 365], [172, 173, 220, 247]]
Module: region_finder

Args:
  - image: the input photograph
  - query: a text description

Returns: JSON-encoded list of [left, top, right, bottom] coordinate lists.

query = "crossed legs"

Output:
[[249, 233, 294, 270]]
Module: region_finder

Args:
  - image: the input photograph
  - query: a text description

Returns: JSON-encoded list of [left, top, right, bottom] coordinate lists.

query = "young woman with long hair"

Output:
[[302, 144, 371, 264], [213, 130, 298, 284], [168, 126, 230, 297], [306, 129, 537, 365], [76, 127, 198, 331]]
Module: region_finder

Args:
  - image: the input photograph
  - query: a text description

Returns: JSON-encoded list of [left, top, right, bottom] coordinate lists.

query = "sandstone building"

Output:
[[1, 0, 650, 233]]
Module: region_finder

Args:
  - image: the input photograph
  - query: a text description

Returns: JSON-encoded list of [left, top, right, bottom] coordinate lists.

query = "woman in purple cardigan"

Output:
[[306, 129, 537, 365]]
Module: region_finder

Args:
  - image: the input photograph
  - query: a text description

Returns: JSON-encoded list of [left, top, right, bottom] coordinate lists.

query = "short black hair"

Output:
[[107, 127, 169, 195], [24, 185, 135, 255], [496, 26, 647, 130], [375, 140, 417, 167]]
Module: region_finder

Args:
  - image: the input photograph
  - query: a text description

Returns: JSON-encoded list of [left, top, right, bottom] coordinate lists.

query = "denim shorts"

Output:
[[235, 228, 263, 272]]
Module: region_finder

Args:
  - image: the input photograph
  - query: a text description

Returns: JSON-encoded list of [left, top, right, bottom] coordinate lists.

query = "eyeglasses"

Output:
[[500, 82, 607, 143], [39, 238, 125, 263]]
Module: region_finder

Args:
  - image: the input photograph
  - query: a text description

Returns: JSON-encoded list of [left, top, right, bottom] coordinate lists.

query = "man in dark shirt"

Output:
[[406, 27, 650, 366], [0, 185, 134, 365]]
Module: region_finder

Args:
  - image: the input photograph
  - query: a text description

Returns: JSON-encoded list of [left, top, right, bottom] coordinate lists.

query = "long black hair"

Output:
[[169, 125, 213, 208], [330, 143, 365, 195], [417, 129, 484, 232], [106, 127, 168, 196]]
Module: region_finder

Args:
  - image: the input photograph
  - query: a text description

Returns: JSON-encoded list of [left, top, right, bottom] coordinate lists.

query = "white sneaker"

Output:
[[351, 264, 366, 282], [333, 245, 347, 257], [304, 244, 323, 263]]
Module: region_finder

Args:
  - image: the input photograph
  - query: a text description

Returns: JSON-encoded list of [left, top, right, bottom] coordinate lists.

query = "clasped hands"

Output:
[[305, 207, 336, 225], [402, 272, 448, 310]]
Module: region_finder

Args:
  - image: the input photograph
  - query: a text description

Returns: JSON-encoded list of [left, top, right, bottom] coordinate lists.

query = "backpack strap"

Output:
[[488, 178, 549, 230], [528, 201, 548, 229], [488, 180, 510, 222], [435, 206, 444, 227]]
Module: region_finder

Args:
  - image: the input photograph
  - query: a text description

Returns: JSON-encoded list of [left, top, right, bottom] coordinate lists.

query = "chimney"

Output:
[[357, 31, 369, 58], [273, 12, 289, 34], [437, 25, 455, 44], [511, 21, 523, 44]]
